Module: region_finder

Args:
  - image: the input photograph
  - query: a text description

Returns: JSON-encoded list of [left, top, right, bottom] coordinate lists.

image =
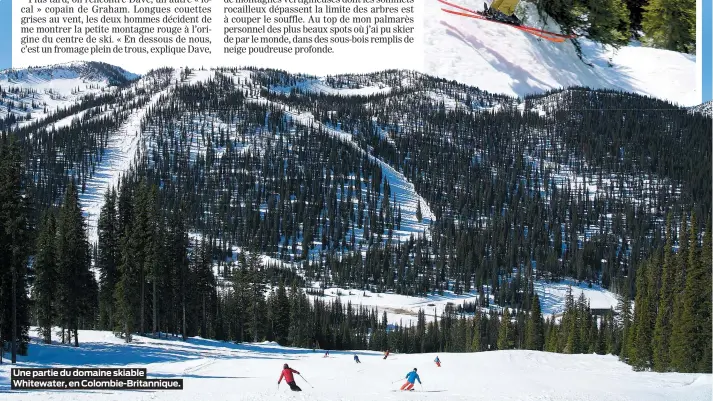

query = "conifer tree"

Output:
[[33, 210, 57, 344], [0, 137, 32, 360], [584, 0, 630, 46], [497, 308, 512, 350], [668, 216, 688, 369], [232, 260, 249, 342], [246, 250, 266, 342], [271, 280, 291, 345], [652, 214, 674, 371], [97, 188, 119, 331], [697, 225, 712, 373], [674, 214, 707, 372], [525, 293, 544, 350], [631, 259, 653, 370], [56, 179, 95, 347], [562, 286, 579, 354], [114, 225, 139, 343], [545, 317, 558, 352], [641, 0, 695, 53], [471, 311, 482, 352], [623, 0, 647, 32]]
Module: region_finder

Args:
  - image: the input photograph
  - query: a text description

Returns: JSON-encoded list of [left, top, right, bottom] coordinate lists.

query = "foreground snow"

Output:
[[1, 329, 710, 401], [425, 0, 698, 106]]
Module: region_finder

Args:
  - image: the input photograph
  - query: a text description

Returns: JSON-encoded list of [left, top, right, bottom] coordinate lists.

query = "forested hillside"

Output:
[[0, 67, 709, 373]]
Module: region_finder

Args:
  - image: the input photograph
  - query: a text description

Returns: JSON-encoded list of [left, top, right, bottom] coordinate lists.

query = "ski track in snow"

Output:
[[0, 328, 710, 401], [235, 71, 435, 243], [80, 69, 191, 247]]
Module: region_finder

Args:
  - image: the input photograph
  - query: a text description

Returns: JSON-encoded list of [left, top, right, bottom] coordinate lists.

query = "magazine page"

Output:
[[0, 0, 711, 400], [11, 0, 424, 74]]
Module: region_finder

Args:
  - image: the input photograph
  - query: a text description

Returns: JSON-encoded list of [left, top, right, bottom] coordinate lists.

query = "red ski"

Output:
[[438, 0, 577, 43]]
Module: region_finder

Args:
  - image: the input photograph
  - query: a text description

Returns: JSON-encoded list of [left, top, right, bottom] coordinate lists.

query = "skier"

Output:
[[434, 356, 441, 367], [324, 350, 330, 357], [484, 0, 521, 25], [278, 363, 302, 391], [354, 354, 361, 363], [383, 349, 390, 360], [400, 368, 421, 391]]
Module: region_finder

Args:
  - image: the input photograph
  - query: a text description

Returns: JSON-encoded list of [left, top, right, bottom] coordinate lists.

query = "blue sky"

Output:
[[0, 0, 10, 70], [703, 0, 711, 102]]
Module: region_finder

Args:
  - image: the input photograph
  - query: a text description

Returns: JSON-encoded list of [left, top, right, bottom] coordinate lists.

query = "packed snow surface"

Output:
[[1, 329, 710, 401]]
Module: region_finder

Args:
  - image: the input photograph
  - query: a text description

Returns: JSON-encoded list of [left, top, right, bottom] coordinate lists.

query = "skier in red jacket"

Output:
[[278, 363, 302, 391]]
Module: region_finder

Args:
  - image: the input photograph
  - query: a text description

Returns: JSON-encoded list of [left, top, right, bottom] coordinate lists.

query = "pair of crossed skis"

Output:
[[439, 0, 578, 43]]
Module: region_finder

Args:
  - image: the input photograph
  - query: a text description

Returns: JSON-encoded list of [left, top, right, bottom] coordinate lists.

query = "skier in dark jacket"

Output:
[[278, 363, 302, 391], [354, 354, 361, 363]]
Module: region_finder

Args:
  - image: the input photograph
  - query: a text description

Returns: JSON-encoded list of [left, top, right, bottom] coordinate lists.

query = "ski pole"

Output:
[[299, 373, 314, 388]]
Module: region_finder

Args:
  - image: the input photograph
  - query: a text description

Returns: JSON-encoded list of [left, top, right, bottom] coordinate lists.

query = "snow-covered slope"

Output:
[[312, 278, 618, 326], [79, 69, 181, 246], [247, 74, 435, 242], [689, 101, 713, 117], [425, 0, 699, 106], [1, 328, 710, 401], [0, 61, 139, 127], [0, 61, 138, 84]]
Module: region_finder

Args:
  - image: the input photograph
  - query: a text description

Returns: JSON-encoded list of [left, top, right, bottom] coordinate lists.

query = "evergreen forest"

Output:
[[0, 67, 709, 373]]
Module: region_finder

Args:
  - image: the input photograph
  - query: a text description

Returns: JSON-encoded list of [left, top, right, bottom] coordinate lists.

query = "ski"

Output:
[[441, 8, 569, 39], [439, 4, 575, 41], [438, 0, 577, 42], [441, 9, 566, 42]]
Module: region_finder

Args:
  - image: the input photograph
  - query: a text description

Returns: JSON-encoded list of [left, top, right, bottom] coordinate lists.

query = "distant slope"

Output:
[[425, 0, 698, 106], [312, 278, 618, 326], [0, 61, 139, 85], [689, 101, 713, 117], [0, 61, 140, 128]]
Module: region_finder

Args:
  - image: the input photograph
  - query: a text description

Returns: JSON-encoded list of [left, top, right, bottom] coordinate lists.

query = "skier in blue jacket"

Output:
[[400, 368, 421, 391]]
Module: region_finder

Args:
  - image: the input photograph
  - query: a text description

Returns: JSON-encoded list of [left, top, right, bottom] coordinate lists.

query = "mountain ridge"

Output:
[[3, 66, 708, 285]]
